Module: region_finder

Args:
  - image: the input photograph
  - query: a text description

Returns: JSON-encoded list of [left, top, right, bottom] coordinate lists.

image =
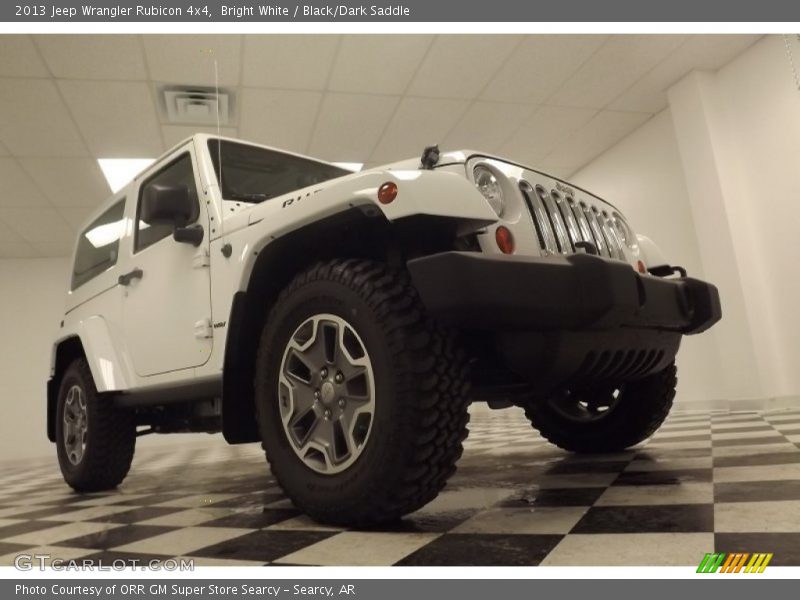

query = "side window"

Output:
[[135, 154, 199, 252], [71, 199, 125, 291]]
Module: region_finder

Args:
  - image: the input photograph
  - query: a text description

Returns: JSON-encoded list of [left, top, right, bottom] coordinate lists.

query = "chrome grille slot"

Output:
[[570, 199, 594, 247], [597, 209, 625, 260], [584, 205, 610, 257], [520, 182, 558, 255], [553, 191, 582, 249], [539, 187, 573, 253]]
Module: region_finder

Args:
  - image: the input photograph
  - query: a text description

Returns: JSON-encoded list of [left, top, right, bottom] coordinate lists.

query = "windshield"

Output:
[[208, 140, 350, 203]]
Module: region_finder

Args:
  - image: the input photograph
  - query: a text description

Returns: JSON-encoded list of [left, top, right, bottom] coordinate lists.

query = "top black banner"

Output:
[[2, 0, 799, 22]]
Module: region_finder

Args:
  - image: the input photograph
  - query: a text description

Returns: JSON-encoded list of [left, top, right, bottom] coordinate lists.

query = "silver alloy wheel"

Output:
[[63, 385, 89, 465], [548, 387, 623, 423], [278, 313, 376, 474]]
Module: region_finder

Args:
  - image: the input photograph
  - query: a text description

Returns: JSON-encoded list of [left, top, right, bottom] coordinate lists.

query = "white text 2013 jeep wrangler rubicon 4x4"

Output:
[[48, 135, 721, 526]]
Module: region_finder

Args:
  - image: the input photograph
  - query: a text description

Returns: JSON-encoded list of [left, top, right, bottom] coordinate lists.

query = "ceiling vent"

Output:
[[161, 86, 233, 126]]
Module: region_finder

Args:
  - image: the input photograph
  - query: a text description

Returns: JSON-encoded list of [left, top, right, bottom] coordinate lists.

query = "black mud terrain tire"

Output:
[[56, 358, 136, 491], [255, 259, 471, 527], [524, 363, 677, 453]]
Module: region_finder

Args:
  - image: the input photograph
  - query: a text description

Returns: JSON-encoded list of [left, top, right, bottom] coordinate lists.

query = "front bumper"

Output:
[[407, 251, 721, 390], [407, 251, 721, 335]]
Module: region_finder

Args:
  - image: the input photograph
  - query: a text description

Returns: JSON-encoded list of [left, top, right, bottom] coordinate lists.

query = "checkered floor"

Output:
[[2, 407, 800, 567]]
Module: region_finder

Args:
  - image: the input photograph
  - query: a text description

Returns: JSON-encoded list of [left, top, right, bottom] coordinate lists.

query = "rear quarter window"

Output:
[[71, 199, 126, 291]]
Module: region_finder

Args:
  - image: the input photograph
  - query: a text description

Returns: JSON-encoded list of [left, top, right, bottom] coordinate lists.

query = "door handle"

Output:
[[118, 268, 143, 286]]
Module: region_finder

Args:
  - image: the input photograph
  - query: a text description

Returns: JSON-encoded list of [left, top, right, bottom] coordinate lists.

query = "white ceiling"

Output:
[[0, 33, 760, 258]]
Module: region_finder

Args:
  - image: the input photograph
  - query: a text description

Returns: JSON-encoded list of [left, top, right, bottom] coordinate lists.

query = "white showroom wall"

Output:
[[0, 258, 69, 459], [707, 35, 800, 401], [573, 34, 800, 408]]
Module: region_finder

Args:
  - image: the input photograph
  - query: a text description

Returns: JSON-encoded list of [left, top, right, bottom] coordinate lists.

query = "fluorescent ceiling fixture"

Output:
[[84, 220, 124, 249], [98, 158, 155, 193], [332, 162, 363, 172]]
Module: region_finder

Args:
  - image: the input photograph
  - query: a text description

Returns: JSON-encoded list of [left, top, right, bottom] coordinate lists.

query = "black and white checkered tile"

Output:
[[2, 407, 800, 567]]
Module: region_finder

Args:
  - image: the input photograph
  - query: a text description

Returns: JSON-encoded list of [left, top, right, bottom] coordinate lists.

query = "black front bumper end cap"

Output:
[[406, 251, 722, 335]]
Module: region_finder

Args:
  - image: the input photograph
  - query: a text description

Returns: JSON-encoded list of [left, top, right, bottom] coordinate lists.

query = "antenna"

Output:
[[213, 58, 223, 196]]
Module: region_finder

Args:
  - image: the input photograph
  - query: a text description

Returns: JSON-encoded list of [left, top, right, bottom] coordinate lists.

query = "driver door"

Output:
[[121, 148, 212, 377]]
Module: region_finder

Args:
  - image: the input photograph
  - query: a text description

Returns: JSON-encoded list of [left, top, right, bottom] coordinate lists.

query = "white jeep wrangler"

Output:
[[48, 135, 721, 526]]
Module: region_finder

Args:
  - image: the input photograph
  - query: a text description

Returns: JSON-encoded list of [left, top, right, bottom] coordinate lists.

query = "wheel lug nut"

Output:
[[320, 368, 328, 378], [324, 409, 332, 419], [335, 372, 344, 383], [338, 399, 346, 408], [314, 390, 321, 400]]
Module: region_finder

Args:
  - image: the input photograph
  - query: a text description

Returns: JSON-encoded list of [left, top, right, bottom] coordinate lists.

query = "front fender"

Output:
[[235, 168, 498, 240], [362, 168, 499, 225], [223, 167, 500, 293]]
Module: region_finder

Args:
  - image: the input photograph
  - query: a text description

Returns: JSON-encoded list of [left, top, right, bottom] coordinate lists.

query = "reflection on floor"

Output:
[[1, 407, 800, 566]]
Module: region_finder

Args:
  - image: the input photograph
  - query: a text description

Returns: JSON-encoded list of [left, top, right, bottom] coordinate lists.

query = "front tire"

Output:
[[255, 259, 470, 527], [56, 358, 136, 491], [524, 363, 677, 453]]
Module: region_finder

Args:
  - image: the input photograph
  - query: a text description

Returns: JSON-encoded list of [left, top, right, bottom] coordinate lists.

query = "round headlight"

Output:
[[473, 165, 505, 217]]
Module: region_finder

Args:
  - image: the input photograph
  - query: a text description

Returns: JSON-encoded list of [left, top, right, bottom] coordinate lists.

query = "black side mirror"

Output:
[[141, 184, 204, 246], [141, 184, 197, 227]]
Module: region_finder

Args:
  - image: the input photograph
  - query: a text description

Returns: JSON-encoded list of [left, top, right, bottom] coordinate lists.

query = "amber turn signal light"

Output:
[[495, 226, 515, 254], [377, 182, 398, 204]]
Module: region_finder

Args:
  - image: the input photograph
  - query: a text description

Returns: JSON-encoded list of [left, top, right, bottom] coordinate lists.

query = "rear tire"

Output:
[[255, 259, 470, 527], [56, 358, 136, 491], [524, 363, 677, 453]]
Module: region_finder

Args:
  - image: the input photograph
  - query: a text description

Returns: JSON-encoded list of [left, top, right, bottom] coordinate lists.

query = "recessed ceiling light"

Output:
[[98, 158, 155, 193], [332, 162, 363, 172]]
